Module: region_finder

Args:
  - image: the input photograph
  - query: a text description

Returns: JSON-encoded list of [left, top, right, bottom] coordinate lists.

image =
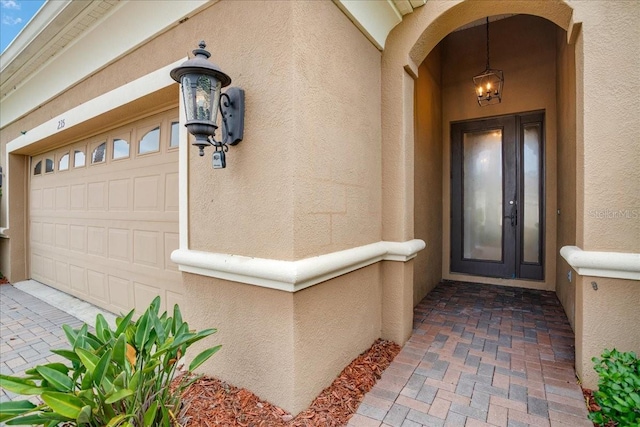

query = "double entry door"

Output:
[[450, 112, 544, 280]]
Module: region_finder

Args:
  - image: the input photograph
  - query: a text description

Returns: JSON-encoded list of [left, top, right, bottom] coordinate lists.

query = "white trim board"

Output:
[[172, 239, 426, 292], [560, 246, 640, 281], [6, 59, 183, 154]]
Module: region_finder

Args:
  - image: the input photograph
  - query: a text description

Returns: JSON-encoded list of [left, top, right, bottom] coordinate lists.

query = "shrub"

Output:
[[0, 297, 220, 426], [589, 348, 640, 427]]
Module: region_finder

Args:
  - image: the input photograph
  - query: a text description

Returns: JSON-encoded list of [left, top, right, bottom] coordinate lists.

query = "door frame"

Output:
[[450, 111, 545, 280]]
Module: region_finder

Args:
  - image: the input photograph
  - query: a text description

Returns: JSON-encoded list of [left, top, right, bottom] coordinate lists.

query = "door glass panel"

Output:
[[523, 124, 541, 263], [463, 130, 503, 261]]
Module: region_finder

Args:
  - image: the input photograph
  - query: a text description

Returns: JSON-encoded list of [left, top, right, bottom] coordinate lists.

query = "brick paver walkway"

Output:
[[349, 282, 591, 427], [0, 284, 84, 402]]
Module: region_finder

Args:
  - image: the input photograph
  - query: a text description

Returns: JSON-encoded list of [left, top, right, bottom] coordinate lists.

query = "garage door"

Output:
[[29, 109, 183, 314]]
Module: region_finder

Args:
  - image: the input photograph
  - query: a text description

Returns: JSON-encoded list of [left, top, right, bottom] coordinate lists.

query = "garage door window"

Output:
[[34, 160, 42, 175], [74, 150, 86, 167], [59, 153, 70, 171], [113, 139, 130, 160], [45, 159, 54, 173], [170, 122, 179, 148], [139, 127, 160, 154], [92, 142, 107, 164]]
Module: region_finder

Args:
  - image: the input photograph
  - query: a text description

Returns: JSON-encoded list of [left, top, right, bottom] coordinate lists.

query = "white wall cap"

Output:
[[171, 239, 426, 292], [560, 246, 640, 281]]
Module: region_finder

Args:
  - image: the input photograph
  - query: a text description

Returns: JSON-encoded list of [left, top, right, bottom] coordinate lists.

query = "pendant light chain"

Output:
[[486, 17, 490, 70]]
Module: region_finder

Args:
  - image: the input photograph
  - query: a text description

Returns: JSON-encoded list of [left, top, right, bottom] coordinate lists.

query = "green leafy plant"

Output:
[[589, 348, 640, 427], [0, 297, 220, 426]]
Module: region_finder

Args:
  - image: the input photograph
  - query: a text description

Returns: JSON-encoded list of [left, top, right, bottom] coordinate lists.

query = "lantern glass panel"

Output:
[[181, 73, 222, 123]]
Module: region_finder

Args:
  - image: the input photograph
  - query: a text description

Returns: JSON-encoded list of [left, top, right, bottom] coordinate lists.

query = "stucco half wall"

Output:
[[183, 263, 383, 414], [575, 276, 640, 388]]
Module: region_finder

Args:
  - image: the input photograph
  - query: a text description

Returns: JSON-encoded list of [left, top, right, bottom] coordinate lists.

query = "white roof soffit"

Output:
[[333, 0, 427, 50], [0, 0, 210, 128], [1, 1, 112, 93]]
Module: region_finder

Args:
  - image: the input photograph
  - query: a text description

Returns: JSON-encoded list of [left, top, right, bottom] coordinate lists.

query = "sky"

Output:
[[1, 0, 46, 53]]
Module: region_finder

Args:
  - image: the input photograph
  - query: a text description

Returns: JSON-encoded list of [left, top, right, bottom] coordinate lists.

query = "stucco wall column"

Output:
[[381, 69, 416, 244], [381, 260, 414, 344], [379, 26, 420, 346], [3, 154, 28, 283]]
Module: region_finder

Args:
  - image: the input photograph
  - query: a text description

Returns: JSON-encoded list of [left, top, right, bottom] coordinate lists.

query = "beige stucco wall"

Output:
[[187, 0, 297, 260], [574, 2, 640, 254], [555, 26, 577, 329], [183, 273, 297, 410], [291, 1, 382, 259], [292, 264, 382, 411], [187, 0, 383, 261], [185, 0, 387, 414], [413, 47, 443, 305], [184, 263, 382, 414], [570, 0, 640, 387], [575, 276, 640, 388], [383, 260, 416, 344]]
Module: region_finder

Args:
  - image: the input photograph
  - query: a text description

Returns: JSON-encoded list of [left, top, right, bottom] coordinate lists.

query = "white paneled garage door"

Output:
[[29, 109, 183, 314]]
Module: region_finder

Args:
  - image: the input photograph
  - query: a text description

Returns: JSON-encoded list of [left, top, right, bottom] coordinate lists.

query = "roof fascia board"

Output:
[[0, 0, 210, 128]]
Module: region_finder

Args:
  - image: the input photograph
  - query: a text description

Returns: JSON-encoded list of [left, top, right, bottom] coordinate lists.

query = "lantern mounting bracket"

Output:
[[220, 87, 245, 146]]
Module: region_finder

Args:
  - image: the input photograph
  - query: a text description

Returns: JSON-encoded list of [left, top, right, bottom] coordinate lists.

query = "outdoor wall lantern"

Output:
[[473, 17, 503, 106], [170, 41, 245, 168]]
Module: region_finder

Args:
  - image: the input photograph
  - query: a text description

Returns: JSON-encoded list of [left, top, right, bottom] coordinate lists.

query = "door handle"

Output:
[[504, 201, 517, 227]]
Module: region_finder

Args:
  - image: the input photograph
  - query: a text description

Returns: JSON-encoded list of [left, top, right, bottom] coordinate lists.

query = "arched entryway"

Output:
[[380, 0, 580, 359]]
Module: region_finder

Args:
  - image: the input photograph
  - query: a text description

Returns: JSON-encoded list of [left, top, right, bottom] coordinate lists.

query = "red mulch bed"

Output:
[[582, 387, 616, 427], [180, 339, 401, 426]]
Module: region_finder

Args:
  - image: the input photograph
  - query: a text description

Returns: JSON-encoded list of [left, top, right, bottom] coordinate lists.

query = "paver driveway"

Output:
[[349, 281, 592, 427], [0, 284, 84, 402]]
